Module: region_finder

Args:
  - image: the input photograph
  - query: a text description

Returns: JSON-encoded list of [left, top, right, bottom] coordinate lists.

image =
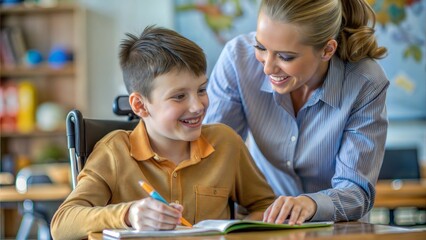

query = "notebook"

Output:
[[103, 219, 334, 238]]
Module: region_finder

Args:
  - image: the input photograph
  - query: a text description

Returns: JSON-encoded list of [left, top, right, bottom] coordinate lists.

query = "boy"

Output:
[[50, 25, 275, 239]]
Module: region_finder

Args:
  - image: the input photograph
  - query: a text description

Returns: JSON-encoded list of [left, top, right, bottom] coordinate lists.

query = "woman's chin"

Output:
[[271, 85, 290, 94]]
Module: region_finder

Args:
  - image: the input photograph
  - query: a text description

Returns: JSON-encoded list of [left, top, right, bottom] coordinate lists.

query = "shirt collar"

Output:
[[129, 121, 214, 163], [260, 75, 273, 93], [319, 55, 344, 109]]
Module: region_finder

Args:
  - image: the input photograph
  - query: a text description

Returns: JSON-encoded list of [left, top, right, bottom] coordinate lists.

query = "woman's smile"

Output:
[[269, 75, 291, 86]]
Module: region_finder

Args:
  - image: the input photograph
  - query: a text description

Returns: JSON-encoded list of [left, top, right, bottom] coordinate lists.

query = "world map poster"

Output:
[[370, 0, 426, 120], [174, 0, 260, 74]]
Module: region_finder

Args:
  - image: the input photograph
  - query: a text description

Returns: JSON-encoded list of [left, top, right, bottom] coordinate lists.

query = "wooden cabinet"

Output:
[[0, 2, 86, 238], [0, 2, 86, 181]]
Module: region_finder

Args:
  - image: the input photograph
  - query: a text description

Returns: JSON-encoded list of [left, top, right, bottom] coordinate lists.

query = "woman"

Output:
[[204, 0, 389, 225]]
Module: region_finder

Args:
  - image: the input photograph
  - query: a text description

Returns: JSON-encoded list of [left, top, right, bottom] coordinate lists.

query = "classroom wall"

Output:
[[79, 0, 426, 163], [79, 0, 174, 120], [387, 121, 426, 161]]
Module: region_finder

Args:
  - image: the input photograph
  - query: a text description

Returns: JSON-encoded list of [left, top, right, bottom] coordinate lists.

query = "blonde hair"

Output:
[[260, 0, 387, 62]]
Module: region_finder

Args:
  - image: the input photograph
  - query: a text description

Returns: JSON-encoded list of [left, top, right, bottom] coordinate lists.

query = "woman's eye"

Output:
[[253, 45, 266, 51], [278, 54, 295, 62]]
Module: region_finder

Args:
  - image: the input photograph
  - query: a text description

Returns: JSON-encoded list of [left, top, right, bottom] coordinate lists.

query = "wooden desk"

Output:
[[0, 183, 71, 238], [0, 184, 71, 202], [88, 222, 425, 240], [375, 179, 426, 209]]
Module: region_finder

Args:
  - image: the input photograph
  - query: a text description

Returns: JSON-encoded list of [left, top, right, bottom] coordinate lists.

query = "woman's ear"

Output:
[[129, 92, 150, 118], [321, 39, 337, 61]]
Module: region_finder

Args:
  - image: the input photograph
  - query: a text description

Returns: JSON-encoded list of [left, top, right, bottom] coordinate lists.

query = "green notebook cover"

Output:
[[103, 220, 334, 238], [210, 220, 334, 233]]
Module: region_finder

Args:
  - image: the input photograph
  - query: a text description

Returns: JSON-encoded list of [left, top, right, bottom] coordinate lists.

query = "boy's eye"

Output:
[[173, 94, 186, 100], [198, 88, 207, 95], [278, 53, 295, 62]]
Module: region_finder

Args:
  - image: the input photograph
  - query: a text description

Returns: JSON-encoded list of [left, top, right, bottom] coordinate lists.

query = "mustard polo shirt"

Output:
[[51, 121, 275, 240]]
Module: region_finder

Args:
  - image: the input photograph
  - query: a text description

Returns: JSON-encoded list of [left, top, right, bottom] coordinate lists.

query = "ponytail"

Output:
[[338, 0, 387, 62]]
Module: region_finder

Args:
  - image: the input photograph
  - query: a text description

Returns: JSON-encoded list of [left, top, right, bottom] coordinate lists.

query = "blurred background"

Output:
[[0, 0, 425, 239]]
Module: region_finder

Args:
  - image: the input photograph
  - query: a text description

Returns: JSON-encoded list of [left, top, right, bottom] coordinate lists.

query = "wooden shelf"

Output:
[[0, 3, 85, 238], [0, 129, 65, 138], [0, 63, 75, 78], [0, 3, 75, 15], [375, 179, 426, 209], [0, 184, 71, 202], [1, 63, 75, 77]]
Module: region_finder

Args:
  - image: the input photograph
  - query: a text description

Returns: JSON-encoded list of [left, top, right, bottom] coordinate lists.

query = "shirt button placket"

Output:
[[288, 135, 297, 168], [171, 171, 178, 204]]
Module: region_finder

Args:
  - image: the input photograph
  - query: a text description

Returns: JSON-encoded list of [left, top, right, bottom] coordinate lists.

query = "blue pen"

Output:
[[138, 180, 192, 227]]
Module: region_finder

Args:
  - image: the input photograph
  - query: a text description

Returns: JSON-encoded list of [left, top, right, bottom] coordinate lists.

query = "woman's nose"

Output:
[[263, 53, 279, 76]]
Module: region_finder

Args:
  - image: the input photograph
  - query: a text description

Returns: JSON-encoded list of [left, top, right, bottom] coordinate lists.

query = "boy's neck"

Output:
[[150, 139, 190, 165]]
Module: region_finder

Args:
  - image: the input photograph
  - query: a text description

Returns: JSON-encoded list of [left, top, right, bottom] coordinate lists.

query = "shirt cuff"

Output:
[[301, 192, 334, 221], [120, 202, 135, 229]]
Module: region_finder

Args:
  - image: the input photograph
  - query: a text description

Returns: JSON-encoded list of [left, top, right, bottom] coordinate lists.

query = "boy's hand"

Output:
[[263, 195, 317, 225], [126, 198, 184, 230]]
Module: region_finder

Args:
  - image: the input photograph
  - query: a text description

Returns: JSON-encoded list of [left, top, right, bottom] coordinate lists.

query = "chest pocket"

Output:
[[194, 185, 230, 223]]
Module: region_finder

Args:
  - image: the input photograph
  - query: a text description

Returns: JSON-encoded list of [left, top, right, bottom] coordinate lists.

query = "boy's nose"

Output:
[[189, 97, 205, 113]]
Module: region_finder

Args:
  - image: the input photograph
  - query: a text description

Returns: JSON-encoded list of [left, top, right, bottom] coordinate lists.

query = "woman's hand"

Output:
[[263, 195, 317, 225], [125, 198, 184, 230]]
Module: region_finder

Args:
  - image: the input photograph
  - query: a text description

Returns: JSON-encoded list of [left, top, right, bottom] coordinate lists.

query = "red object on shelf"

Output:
[[1, 81, 19, 132]]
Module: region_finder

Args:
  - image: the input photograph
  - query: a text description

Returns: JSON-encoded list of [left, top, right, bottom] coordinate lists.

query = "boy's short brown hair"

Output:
[[119, 25, 207, 100]]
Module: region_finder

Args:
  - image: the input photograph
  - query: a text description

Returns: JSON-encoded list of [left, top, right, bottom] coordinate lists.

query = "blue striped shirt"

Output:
[[204, 32, 389, 221]]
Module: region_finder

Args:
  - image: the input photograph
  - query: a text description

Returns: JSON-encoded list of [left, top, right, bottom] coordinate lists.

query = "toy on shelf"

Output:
[[48, 46, 73, 69], [36, 102, 65, 131], [24, 49, 43, 67], [17, 81, 36, 133]]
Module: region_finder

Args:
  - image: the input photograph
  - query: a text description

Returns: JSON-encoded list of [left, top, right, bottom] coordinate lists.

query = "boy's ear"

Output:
[[321, 39, 337, 61], [129, 93, 150, 118]]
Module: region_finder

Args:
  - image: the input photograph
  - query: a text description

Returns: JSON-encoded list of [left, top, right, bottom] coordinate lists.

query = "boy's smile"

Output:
[[179, 115, 203, 128], [139, 69, 209, 157]]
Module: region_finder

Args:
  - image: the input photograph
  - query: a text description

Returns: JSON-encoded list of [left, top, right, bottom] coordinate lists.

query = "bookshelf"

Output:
[[0, 2, 86, 237]]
